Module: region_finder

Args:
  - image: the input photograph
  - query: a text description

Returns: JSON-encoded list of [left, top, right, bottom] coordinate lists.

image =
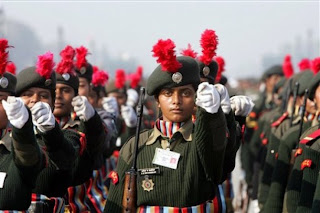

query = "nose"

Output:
[[55, 89, 61, 99], [171, 91, 181, 105], [30, 93, 40, 104]]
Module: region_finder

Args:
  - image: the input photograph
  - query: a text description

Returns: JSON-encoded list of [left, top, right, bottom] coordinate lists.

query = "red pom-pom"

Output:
[[311, 57, 320, 74], [199, 29, 219, 65], [36, 51, 55, 79], [56, 45, 76, 75], [115, 69, 126, 89], [152, 39, 182, 73], [298, 58, 310, 71], [75, 46, 88, 70], [214, 56, 225, 83], [92, 67, 109, 87], [6, 62, 16, 75], [93, 65, 99, 73], [136, 65, 143, 78], [282, 54, 294, 78], [0, 39, 11, 76], [181, 44, 197, 58]]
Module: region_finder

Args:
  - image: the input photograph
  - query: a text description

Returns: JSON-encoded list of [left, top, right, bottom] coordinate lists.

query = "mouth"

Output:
[[170, 108, 183, 113], [54, 103, 64, 108]]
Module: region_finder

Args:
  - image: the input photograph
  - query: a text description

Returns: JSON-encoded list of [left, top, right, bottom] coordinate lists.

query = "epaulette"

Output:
[[271, 112, 289, 127], [301, 159, 312, 170], [299, 129, 320, 145]]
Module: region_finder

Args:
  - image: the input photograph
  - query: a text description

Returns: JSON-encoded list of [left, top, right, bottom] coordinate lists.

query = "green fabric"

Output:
[[0, 112, 42, 210], [104, 107, 226, 212], [147, 56, 200, 96], [312, 164, 320, 212], [308, 71, 320, 100], [0, 72, 16, 95], [261, 65, 284, 81], [75, 63, 93, 83], [196, 59, 218, 84], [56, 72, 79, 95]]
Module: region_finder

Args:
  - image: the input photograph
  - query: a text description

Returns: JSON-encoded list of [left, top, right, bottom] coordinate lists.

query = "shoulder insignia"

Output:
[[299, 129, 320, 145], [108, 171, 119, 185], [301, 159, 312, 170], [271, 112, 289, 128], [294, 148, 303, 157]]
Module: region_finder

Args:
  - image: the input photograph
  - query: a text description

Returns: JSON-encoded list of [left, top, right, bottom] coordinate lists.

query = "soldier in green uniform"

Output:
[[0, 47, 43, 210], [104, 38, 227, 212]]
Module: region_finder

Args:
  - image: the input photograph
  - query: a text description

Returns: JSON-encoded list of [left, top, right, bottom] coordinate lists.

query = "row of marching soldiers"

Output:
[[0, 28, 255, 213], [241, 55, 320, 212]]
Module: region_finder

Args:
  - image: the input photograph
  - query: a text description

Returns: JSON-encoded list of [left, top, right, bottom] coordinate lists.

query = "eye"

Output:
[[182, 90, 192, 97], [22, 91, 33, 97]]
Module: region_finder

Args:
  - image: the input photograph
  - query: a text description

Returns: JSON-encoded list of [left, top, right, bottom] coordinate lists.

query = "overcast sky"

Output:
[[1, 0, 319, 80]]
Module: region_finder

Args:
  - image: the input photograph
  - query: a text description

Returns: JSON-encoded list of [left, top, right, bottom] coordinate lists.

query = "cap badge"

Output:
[[62, 73, 70, 81], [203, 66, 210, 76], [142, 177, 154, 192], [172, 72, 182, 84], [0, 77, 8, 88], [80, 67, 86, 74], [45, 79, 52, 86]]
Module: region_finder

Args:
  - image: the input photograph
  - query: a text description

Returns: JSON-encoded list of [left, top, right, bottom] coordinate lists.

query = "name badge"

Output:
[[152, 148, 180, 169], [138, 167, 160, 176], [0, 172, 6, 188]]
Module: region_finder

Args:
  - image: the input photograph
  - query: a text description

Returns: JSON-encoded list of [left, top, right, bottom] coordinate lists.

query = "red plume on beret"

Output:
[[6, 62, 16, 75], [92, 66, 109, 87], [130, 66, 143, 89], [282, 54, 294, 79], [36, 51, 55, 79], [214, 56, 225, 83], [115, 69, 126, 89], [152, 39, 182, 73], [311, 57, 320, 74], [75, 46, 88, 70], [56, 45, 76, 75], [199, 29, 218, 66], [181, 44, 197, 58], [298, 58, 311, 72], [0, 38, 11, 76]]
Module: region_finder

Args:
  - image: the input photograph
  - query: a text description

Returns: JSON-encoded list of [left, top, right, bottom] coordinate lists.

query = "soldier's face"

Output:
[[54, 83, 75, 117], [78, 77, 91, 98], [20, 87, 53, 109], [88, 90, 99, 108], [0, 91, 10, 129], [157, 84, 195, 122], [265, 74, 282, 93], [314, 85, 320, 110], [107, 92, 127, 108]]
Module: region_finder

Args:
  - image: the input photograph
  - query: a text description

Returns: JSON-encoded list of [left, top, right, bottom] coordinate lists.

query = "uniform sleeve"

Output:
[[38, 121, 79, 170], [195, 107, 227, 184]]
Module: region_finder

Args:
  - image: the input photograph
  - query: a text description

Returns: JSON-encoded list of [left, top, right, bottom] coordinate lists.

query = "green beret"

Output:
[[16, 66, 56, 97], [0, 72, 17, 95], [196, 59, 218, 84], [308, 72, 320, 100], [291, 70, 313, 96], [273, 77, 286, 94], [75, 63, 93, 83], [147, 56, 200, 96], [262, 65, 284, 80], [105, 80, 127, 95], [56, 72, 79, 95], [219, 75, 228, 86]]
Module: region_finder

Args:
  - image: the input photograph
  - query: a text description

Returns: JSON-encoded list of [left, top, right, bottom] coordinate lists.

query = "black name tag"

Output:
[[138, 167, 160, 176]]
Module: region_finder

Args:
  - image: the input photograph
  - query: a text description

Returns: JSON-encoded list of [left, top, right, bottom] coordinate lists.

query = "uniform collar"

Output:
[[0, 128, 12, 152], [56, 116, 80, 129], [145, 119, 193, 145]]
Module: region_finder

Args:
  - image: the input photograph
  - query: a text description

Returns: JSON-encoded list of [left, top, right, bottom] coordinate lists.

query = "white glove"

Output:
[[126, 88, 139, 108], [230, 96, 254, 117], [2, 96, 29, 129], [214, 84, 231, 114], [72, 96, 95, 121], [102, 97, 119, 118], [121, 105, 137, 128], [196, 82, 221, 114], [31, 102, 55, 132]]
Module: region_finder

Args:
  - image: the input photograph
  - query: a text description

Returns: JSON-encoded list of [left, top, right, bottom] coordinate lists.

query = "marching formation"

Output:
[[0, 27, 318, 213]]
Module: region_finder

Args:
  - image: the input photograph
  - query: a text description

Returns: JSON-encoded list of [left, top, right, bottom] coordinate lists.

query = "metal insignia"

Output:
[[172, 72, 182, 84], [0, 77, 9, 88], [142, 178, 154, 192], [62, 73, 70, 81], [203, 66, 210, 76], [80, 67, 86, 74], [45, 79, 52, 86]]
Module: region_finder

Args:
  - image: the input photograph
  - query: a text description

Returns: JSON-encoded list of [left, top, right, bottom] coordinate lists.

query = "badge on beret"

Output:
[[62, 73, 70, 81], [172, 72, 182, 84], [142, 176, 154, 192], [45, 79, 52, 86], [80, 67, 86, 74], [0, 77, 8, 88], [203, 66, 210, 76]]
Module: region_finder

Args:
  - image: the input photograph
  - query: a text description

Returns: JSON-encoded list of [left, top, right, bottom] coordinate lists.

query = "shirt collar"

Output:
[[146, 119, 193, 145]]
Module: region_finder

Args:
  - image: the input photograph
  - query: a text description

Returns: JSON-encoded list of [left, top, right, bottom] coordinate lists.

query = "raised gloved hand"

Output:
[[126, 88, 139, 108], [196, 82, 220, 114], [72, 96, 95, 121], [121, 105, 137, 128], [230, 95, 254, 117], [214, 83, 231, 114], [31, 102, 55, 132], [2, 96, 29, 129], [102, 97, 119, 118]]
